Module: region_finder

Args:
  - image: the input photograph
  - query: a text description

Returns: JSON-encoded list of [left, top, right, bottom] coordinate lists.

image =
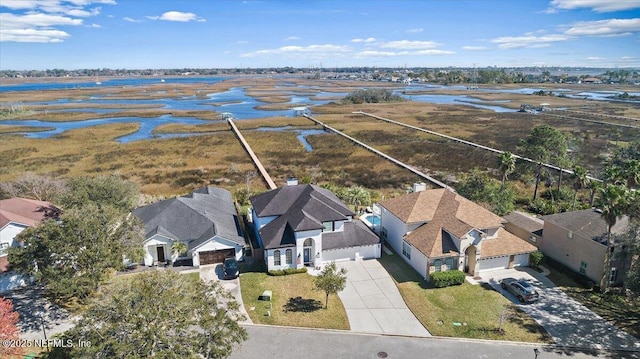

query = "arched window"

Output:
[[285, 249, 293, 264], [273, 250, 281, 266], [303, 238, 313, 247]]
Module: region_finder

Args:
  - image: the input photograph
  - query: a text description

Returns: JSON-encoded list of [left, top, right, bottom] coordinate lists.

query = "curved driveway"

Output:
[[480, 268, 640, 351], [337, 259, 430, 337]]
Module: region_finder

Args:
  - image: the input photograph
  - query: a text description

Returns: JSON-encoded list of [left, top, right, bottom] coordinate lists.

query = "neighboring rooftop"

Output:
[[542, 209, 629, 245], [380, 189, 535, 258], [250, 184, 361, 250], [503, 211, 544, 236], [132, 186, 244, 248], [0, 197, 60, 229]]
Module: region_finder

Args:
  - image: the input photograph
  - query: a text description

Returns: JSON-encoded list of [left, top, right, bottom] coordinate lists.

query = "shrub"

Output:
[[430, 270, 465, 288], [268, 267, 307, 276], [529, 251, 544, 268]]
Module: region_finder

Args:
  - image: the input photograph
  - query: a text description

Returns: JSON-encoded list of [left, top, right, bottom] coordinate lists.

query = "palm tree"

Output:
[[621, 159, 640, 189], [571, 166, 588, 210], [171, 241, 187, 261], [346, 186, 371, 213], [594, 184, 627, 291], [587, 179, 601, 207], [497, 151, 516, 191]]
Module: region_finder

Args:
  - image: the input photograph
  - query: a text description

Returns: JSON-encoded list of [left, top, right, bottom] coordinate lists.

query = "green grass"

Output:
[[378, 251, 552, 343], [239, 271, 349, 330]]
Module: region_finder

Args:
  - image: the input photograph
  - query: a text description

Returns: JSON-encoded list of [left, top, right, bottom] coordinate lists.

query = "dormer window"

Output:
[[322, 221, 334, 232]]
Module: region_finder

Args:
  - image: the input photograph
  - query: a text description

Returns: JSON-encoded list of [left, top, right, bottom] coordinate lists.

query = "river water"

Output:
[[1, 77, 636, 146]]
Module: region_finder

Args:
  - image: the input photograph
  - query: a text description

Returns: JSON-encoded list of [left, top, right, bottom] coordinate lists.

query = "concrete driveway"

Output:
[[199, 264, 252, 324], [337, 259, 430, 337], [480, 267, 640, 351]]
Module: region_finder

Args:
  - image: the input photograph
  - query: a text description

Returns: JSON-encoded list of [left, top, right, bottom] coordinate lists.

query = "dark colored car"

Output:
[[500, 278, 539, 302], [223, 257, 239, 279]]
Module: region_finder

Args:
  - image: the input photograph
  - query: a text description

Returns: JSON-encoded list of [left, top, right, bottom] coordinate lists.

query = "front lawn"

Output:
[[240, 271, 349, 330], [378, 251, 552, 343]]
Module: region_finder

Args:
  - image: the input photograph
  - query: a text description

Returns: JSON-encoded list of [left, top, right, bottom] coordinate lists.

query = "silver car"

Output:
[[500, 278, 539, 302]]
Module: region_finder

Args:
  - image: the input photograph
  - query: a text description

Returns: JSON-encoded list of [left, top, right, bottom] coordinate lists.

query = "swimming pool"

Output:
[[360, 214, 381, 227]]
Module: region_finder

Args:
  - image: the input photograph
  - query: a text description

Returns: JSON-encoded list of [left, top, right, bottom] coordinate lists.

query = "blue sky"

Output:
[[1, 0, 639, 70]]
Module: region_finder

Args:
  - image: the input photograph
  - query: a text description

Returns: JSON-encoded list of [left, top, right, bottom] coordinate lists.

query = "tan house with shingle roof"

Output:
[[379, 187, 537, 279]]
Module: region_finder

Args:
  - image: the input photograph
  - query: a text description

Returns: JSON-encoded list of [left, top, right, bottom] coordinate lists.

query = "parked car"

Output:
[[500, 278, 539, 302], [223, 257, 239, 279]]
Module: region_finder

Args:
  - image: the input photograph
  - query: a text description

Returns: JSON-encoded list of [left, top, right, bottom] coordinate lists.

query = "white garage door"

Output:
[[513, 253, 529, 267], [478, 256, 509, 271]]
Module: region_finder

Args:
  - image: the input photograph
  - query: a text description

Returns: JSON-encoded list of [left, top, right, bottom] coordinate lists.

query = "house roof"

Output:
[[250, 184, 356, 250], [132, 186, 244, 247], [541, 209, 629, 245], [503, 211, 544, 235], [323, 220, 379, 250], [481, 228, 537, 257], [380, 188, 504, 228], [0, 197, 59, 229], [381, 189, 534, 258]]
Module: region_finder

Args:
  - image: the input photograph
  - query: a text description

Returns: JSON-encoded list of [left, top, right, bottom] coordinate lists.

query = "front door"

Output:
[[303, 248, 311, 264], [157, 246, 166, 263]]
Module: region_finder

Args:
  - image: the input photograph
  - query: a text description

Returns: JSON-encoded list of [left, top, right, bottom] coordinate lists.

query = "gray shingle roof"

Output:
[[132, 186, 244, 247], [503, 211, 544, 234], [250, 184, 359, 250], [542, 209, 629, 245], [322, 221, 380, 250]]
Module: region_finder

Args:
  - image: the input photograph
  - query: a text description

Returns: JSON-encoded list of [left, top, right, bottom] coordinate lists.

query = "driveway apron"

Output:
[[199, 264, 252, 324], [480, 268, 639, 351], [337, 259, 430, 337]]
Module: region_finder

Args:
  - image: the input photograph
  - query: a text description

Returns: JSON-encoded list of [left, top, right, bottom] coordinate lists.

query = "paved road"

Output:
[[3, 287, 76, 340], [337, 259, 430, 337], [480, 268, 640, 351], [229, 325, 640, 359], [199, 264, 252, 324]]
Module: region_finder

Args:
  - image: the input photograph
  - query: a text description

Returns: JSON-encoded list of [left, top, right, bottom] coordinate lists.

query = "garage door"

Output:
[[513, 253, 529, 267], [199, 248, 235, 265], [478, 256, 509, 271]]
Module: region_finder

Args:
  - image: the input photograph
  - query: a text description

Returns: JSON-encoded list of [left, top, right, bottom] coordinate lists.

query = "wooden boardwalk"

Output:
[[353, 111, 603, 183], [303, 114, 450, 189], [227, 119, 277, 190]]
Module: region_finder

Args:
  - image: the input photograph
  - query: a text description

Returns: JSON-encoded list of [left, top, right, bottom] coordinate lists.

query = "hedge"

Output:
[[430, 270, 465, 288], [268, 267, 308, 276]]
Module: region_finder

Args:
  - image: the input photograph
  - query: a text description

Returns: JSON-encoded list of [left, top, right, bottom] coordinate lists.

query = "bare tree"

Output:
[[0, 173, 67, 201], [244, 171, 257, 192]]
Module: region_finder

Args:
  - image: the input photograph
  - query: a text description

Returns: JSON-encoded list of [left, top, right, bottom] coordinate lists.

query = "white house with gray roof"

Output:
[[132, 187, 245, 267], [249, 182, 380, 271]]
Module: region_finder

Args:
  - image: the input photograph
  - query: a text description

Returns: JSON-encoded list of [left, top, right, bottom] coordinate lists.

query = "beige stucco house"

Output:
[[540, 209, 629, 285], [379, 187, 537, 279]]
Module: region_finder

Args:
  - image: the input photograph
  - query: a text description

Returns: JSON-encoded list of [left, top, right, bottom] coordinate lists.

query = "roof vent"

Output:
[[413, 182, 427, 192], [286, 177, 299, 186]]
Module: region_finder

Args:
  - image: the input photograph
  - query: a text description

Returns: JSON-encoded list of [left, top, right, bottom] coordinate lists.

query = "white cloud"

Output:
[[406, 28, 423, 33], [415, 49, 455, 55], [0, 0, 113, 43], [351, 37, 376, 43], [462, 46, 487, 51], [236, 40, 248, 44], [491, 34, 570, 48], [380, 40, 440, 49], [0, 28, 70, 43], [620, 56, 636, 61], [0, 13, 83, 28], [123, 17, 142, 23], [284, 36, 299, 41], [147, 11, 205, 22], [241, 44, 350, 58], [549, 0, 640, 13], [89, 23, 101, 28], [586, 56, 605, 60], [354, 50, 397, 57], [564, 18, 640, 36]]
